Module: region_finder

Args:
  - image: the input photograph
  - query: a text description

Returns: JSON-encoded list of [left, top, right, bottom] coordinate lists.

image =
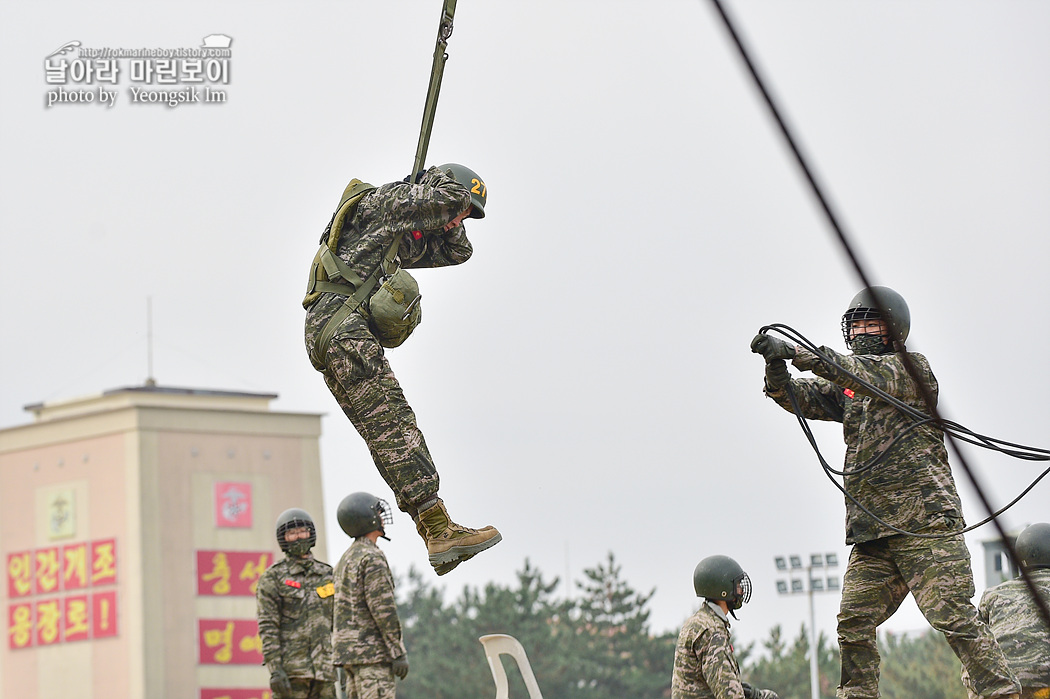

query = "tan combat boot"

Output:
[[414, 499, 501, 574]]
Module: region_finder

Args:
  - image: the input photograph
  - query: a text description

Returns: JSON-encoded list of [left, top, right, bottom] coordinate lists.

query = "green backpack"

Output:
[[303, 179, 423, 368]]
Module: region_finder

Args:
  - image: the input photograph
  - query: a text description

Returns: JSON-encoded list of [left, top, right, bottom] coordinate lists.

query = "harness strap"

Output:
[[309, 231, 406, 369]]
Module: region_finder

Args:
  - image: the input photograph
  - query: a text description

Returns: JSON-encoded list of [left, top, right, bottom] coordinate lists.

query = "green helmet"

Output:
[[438, 163, 486, 219], [275, 508, 316, 556], [1015, 523, 1050, 571], [337, 492, 394, 538], [693, 555, 752, 610], [841, 286, 911, 352]]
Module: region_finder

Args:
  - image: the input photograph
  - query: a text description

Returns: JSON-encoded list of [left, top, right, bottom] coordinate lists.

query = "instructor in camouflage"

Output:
[[303, 164, 500, 576], [672, 555, 779, 699], [256, 508, 336, 699], [963, 523, 1050, 699], [750, 286, 1020, 699], [332, 492, 407, 699]]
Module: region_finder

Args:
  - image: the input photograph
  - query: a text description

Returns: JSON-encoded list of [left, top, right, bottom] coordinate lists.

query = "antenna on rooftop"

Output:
[[145, 296, 157, 387]]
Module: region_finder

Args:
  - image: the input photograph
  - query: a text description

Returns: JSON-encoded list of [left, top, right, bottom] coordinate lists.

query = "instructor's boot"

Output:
[[414, 498, 501, 574]]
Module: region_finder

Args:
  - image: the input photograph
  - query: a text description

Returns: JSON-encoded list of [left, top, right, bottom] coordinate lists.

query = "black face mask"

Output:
[[285, 539, 313, 557], [850, 334, 891, 355]]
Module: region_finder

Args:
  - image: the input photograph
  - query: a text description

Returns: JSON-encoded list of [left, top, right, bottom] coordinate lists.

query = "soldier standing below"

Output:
[[964, 523, 1050, 699], [256, 508, 337, 699], [750, 286, 1020, 699], [673, 555, 779, 699], [332, 492, 408, 699], [303, 165, 501, 577]]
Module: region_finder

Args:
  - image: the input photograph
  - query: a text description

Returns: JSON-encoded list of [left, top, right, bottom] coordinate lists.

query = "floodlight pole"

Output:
[[806, 571, 818, 699], [774, 554, 838, 699]]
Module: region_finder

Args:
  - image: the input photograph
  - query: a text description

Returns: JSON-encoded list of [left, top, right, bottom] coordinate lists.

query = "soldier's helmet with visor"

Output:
[[275, 508, 316, 556], [1015, 522, 1050, 571], [438, 163, 487, 219], [337, 492, 394, 538], [841, 286, 911, 354], [693, 555, 752, 611]]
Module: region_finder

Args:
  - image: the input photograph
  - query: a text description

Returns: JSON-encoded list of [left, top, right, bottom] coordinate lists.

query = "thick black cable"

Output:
[[707, 0, 1050, 632]]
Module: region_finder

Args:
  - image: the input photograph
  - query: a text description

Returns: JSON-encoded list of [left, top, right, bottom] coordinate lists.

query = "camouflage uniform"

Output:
[[256, 555, 337, 699], [963, 570, 1050, 699], [304, 167, 473, 517], [332, 537, 406, 699], [765, 346, 1019, 698], [672, 602, 776, 699]]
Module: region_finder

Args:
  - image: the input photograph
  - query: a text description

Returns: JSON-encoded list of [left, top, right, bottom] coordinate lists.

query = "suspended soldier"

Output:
[[750, 286, 1020, 699], [332, 492, 408, 699], [963, 523, 1050, 699], [303, 165, 501, 576], [672, 555, 779, 699], [256, 508, 337, 699]]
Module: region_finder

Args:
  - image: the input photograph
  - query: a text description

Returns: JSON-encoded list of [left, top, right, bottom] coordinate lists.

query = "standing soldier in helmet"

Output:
[[750, 286, 1020, 699], [672, 555, 779, 699], [963, 523, 1050, 699], [256, 508, 337, 699], [332, 492, 408, 698], [303, 165, 501, 577]]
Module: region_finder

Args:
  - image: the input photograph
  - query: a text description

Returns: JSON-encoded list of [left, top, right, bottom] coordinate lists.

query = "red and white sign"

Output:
[[214, 482, 252, 528]]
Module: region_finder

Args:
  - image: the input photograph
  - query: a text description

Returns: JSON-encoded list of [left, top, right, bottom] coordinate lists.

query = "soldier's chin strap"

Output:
[[758, 324, 1050, 539]]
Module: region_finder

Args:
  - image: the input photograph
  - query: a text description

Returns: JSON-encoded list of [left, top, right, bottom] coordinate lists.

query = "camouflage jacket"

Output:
[[672, 603, 774, 699], [976, 569, 1050, 688], [256, 555, 336, 680], [304, 166, 474, 363], [332, 537, 406, 666], [766, 347, 964, 545]]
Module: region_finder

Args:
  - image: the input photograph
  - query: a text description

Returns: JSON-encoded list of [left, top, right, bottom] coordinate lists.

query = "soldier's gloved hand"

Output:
[[392, 653, 410, 679], [402, 171, 427, 184], [765, 360, 790, 390], [740, 681, 763, 699], [750, 334, 796, 362], [268, 664, 292, 697]]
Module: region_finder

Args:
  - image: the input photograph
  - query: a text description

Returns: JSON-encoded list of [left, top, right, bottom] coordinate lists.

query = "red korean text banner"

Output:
[[6, 538, 118, 598], [200, 690, 272, 699], [196, 550, 273, 597], [198, 619, 262, 665], [8, 590, 119, 650]]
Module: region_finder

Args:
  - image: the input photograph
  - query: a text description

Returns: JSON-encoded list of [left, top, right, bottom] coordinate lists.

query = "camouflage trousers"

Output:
[[837, 535, 1019, 698], [276, 679, 336, 699], [319, 312, 440, 516], [342, 664, 396, 699]]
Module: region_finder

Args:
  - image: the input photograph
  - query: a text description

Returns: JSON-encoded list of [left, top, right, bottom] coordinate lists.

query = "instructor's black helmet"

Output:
[[1015, 523, 1050, 571], [275, 508, 316, 556], [693, 555, 752, 610], [337, 492, 394, 538], [841, 286, 911, 352], [438, 163, 487, 219]]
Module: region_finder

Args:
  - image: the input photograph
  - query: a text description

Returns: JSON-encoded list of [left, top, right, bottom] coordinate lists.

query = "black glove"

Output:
[[764, 359, 790, 390], [750, 333, 796, 362], [392, 654, 410, 679], [269, 665, 292, 697], [740, 681, 760, 699], [402, 170, 427, 184]]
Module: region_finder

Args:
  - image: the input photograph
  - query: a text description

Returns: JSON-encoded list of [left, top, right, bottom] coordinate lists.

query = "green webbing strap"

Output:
[[310, 232, 406, 369], [412, 0, 458, 178]]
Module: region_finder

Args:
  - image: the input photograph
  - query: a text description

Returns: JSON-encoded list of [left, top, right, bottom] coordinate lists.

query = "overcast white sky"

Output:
[[2, 0, 1048, 657]]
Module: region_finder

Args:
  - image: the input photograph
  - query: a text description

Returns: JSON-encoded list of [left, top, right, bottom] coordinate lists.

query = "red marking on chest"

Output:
[[411, 230, 422, 240], [844, 389, 855, 399], [283, 579, 301, 589]]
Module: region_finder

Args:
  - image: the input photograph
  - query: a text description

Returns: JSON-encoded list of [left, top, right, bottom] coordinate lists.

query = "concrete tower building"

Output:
[[0, 385, 325, 699]]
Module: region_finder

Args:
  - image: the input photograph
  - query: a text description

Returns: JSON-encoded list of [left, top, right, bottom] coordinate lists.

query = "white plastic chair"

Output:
[[478, 633, 544, 699]]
